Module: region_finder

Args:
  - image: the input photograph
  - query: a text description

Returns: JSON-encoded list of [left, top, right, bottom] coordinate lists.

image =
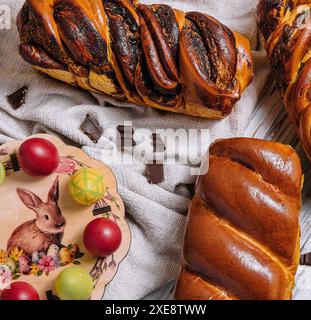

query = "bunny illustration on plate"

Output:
[[7, 176, 66, 256]]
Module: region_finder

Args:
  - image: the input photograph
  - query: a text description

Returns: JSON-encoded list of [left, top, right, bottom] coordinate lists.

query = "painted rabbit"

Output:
[[7, 176, 66, 256]]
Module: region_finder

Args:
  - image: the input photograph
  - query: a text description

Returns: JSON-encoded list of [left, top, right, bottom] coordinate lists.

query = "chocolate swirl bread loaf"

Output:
[[17, 0, 253, 119], [257, 0, 311, 158], [175, 138, 303, 300]]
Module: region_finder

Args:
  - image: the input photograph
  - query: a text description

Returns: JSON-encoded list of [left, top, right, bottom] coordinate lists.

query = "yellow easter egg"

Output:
[[69, 168, 105, 205]]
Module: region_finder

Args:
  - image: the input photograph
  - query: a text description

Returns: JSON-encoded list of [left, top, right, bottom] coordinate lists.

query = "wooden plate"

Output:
[[0, 134, 130, 300]]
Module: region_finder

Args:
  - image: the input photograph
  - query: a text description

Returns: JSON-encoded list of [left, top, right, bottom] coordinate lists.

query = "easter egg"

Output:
[[55, 266, 93, 300], [0, 281, 40, 300], [83, 218, 122, 257], [0, 162, 5, 185], [69, 168, 105, 205], [18, 138, 59, 176]]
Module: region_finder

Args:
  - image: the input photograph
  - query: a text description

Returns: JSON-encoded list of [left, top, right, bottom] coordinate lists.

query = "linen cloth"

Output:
[[0, 0, 270, 299]]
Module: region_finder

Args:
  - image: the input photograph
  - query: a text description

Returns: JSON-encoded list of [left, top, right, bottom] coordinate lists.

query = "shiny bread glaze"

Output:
[[175, 138, 302, 300]]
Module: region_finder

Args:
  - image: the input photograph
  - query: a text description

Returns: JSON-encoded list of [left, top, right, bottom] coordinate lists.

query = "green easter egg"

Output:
[[55, 266, 93, 300], [69, 168, 105, 206], [0, 162, 5, 185]]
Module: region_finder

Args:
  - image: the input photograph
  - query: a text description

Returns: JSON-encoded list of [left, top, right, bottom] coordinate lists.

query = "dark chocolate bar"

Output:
[[152, 133, 166, 153], [147, 162, 164, 184], [46, 290, 60, 300], [7, 86, 28, 110], [93, 206, 112, 216], [300, 253, 311, 266], [117, 125, 136, 150], [10, 153, 20, 172], [80, 114, 103, 143]]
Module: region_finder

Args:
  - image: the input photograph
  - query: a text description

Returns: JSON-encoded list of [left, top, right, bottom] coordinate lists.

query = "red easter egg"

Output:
[[0, 282, 40, 300], [18, 138, 59, 176], [83, 218, 122, 257]]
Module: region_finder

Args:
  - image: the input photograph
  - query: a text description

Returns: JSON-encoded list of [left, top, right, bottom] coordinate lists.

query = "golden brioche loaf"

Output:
[[175, 138, 303, 300], [17, 0, 253, 119]]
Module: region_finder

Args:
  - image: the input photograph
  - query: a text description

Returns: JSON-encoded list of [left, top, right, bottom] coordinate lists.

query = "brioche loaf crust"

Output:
[[175, 138, 303, 300]]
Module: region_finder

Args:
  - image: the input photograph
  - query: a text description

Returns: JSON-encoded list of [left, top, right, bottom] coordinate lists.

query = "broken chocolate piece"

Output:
[[186, 183, 196, 198], [46, 290, 60, 300], [152, 133, 166, 152], [147, 161, 164, 184], [7, 86, 28, 110], [146, 133, 166, 184], [300, 253, 311, 266], [117, 125, 136, 150], [80, 114, 103, 143], [10, 153, 20, 172], [93, 205, 112, 216]]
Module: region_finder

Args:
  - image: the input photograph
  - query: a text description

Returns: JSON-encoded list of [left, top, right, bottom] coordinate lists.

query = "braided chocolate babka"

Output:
[[257, 0, 311, 159], [17, 0, 253, 119]]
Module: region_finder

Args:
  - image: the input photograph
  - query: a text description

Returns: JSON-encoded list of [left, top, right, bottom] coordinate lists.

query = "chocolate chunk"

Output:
[[152, 133, 166, 152], [93, 205, 112, 216], [80, 114, 103, 143], [300, 253, 311, 266], [117, 125, 136, 150], [10, 153, 20, 172], [146, 134, 166, 184], [147, 161, 164, 184], [7, 86, 28, 110], [186, 183, 196, 198], [46, 290, 60, 300]]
